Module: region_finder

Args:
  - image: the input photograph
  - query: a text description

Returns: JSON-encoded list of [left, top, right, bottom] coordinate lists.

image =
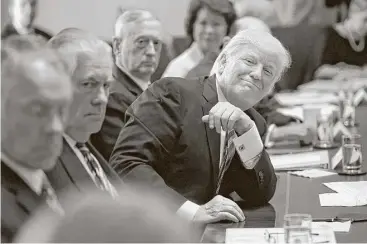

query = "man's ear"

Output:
[[112, 37, 122, 58], [217, 53, 227, 75]]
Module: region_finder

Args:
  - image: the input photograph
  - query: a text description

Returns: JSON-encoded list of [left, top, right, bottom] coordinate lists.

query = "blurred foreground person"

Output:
[[110, 29, 291, 224], [1, 0, 52, 40], [91, 10, 164, 160], [1, 35, 73, 242], [14, 187, 197, 243], [46, 28, 122, 198]]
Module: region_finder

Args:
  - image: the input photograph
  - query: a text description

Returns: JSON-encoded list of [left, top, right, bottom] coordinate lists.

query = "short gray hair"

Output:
[[211, 29, 291, 82], [114, 10, 159, 38], [48, 28, 112, 77]]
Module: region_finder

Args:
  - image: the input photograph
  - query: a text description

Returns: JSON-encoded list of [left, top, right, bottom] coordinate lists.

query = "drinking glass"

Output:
[[342, 134, 362, 174], [284, 214, 312, 244]]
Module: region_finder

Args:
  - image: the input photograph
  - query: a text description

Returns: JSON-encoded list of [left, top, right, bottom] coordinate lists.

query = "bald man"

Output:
[[90, 10, 164, 160], [1, 35, 72, 242]]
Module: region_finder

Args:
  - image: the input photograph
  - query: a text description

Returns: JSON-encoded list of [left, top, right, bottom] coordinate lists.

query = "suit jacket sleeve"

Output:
[[109, 78, 187, 210], [221, 109, 277, 206], [91, 93, 130, 160]]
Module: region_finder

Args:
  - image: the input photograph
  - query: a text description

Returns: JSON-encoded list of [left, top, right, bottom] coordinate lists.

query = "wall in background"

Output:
[[34, 0, 191, 40]]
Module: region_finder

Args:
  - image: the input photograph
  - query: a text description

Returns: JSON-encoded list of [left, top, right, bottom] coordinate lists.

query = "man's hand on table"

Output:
[[193, 195, 245, 224]]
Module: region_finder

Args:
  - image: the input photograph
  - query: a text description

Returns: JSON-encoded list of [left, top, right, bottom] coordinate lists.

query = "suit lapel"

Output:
[[201, 76, 221, 180], [58, 139, 95, 192], [1, 163, 42, 214]]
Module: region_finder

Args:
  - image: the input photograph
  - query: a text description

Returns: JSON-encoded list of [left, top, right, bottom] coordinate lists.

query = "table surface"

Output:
[[201, 106, 367, 243]]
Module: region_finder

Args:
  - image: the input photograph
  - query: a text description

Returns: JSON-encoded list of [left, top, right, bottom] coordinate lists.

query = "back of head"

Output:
[[48, 28, 112, 77], [15, 187, 197, 243]]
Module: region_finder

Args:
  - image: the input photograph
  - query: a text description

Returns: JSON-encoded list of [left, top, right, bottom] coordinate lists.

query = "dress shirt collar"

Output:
[[216, 80, 227, 103], [1, 152, 45, 195], [63, 133, 77, 148], [115, 62, 151, 91]]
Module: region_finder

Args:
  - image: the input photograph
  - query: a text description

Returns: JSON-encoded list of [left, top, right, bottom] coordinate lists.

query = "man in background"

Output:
[[91, 10, 164, 160], [1, 35, 72, 242], [46, 28, 121, 198]]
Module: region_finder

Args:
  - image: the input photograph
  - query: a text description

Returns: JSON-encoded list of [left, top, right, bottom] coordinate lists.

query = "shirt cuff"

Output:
[[176, 200, 200, 221], [233, 123, 264, 169]]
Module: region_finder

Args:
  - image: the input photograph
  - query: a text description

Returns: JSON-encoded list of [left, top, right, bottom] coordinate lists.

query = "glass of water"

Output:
[[342, 134, 362, 174], [284, 214, 312, 244]]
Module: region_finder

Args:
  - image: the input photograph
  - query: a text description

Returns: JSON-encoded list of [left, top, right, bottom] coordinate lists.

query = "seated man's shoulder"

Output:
[[246, 107, 267, 136], [152, 76, 203, 97]]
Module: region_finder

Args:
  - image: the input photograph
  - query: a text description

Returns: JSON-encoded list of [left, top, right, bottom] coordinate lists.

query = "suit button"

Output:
[[258, 171, 264, 184], [238, 144, 245, 151]]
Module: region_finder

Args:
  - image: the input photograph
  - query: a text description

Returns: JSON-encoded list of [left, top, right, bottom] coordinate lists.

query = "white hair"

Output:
[[114, 10, 159, 38], [235, 16, 271, 34], [211, 29, 291, 83], [48, 28, 112, 77]]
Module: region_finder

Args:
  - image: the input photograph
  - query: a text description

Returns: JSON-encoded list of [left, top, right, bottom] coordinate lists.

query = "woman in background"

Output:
[[162, 0, 236, 78]]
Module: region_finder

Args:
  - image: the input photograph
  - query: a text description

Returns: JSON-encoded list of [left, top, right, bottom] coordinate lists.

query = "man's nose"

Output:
[[249, 65, 264, 89], [145, 41, 157, 56], [47, 113, 64, 134], [92, 86, 108, 105]]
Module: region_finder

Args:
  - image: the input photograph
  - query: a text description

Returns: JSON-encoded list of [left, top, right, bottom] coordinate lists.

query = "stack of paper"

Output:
[[319, 181, 367, 206], [290, 169, 337, 178], [269, 150, 329, 171]]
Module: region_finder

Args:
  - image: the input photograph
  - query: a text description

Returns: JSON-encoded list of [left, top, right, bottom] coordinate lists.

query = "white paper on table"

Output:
[[331, 147, 343, 169], [323, 181, 367, 195], [291, 169, 337, 178], [270, 150, 329, 171], [312, 221, 351, 232], [319, 193, 367, 206]]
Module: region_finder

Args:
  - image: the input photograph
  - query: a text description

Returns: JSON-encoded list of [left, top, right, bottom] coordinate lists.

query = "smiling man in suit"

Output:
[[110, 29, 291, 224], [46, 28, 121, 197], [1, 35, 72, 242]]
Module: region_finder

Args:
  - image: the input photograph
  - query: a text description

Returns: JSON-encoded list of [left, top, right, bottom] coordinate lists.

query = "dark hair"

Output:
[[185, 0, 237, 42]]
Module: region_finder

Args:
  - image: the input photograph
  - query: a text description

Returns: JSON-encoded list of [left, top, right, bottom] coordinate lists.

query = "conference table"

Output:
[[201, 106, 367, 243]]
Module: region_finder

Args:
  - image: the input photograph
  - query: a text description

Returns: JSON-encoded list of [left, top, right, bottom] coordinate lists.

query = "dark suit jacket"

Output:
[[110, 75, 277, 207], [185, 51, 218, 79], [46, 138, 123, 195], [1, 163, 46, 242], [90, 65, 143, 160]]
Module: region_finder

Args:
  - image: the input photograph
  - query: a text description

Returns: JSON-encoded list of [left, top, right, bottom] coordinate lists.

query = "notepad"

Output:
[[269, 150, 329, 171]]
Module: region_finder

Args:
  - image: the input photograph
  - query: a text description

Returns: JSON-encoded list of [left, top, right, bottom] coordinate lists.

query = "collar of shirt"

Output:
[[116, 62, 151, 91], [1, 152, 45, 195]]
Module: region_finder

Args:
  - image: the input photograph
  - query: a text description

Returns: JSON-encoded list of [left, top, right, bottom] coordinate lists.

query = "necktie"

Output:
[[75, 143, 118, 198], [41, 178, 64, 216], [216, 129, 236, 194]]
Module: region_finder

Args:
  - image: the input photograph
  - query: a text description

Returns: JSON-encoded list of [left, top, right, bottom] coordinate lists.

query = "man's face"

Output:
[[1, 58, 72, 170], [11, 0, 37, 28], [193, 6, 228, 54], [217, 44, 281, 111], [118, 20, 163, 79], [67, 54, 113, 139]]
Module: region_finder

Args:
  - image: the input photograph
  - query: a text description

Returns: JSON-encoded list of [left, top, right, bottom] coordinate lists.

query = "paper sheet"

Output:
[[270, 150, 329, 171], [275, 92, 339, 106], [320, 181, 367, 206], [276, 107, 304, 121], [312, 221, 351, 232], [291, 169, 337, 178]]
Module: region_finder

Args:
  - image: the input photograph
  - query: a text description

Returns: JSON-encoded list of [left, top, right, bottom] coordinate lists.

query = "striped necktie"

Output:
[[216, 130, 236, 194], [41, 178, 64, 216], [75, 143, 118, 198]]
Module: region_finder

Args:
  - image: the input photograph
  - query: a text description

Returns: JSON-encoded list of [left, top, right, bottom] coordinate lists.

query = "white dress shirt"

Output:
[[1, 152, 46, 195], [177, 80, 264, 220], [162, 42, 204, 78]]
